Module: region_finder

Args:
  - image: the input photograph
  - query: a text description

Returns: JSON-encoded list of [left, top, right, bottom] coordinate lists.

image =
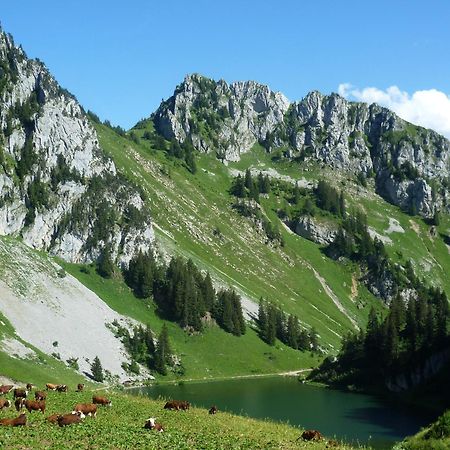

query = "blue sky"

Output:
[[2, 1, 450, 134]]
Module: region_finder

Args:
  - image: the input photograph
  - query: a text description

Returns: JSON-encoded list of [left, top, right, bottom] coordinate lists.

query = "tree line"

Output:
[[310, 286, 449, 387], [230, 169, 271, 203], [124, 252, 246, 336], [257, 299, 319, 352]]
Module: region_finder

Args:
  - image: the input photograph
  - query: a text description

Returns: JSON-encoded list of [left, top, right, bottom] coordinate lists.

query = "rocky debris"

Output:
[[385, 217, 404, 234], [0, 238, 150, 381], [0, 30, 153, 265], [368, 227, 392, 245], [292, 215, 338, 245]]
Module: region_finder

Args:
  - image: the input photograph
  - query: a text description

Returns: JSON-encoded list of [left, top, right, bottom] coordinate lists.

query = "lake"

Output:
[[131, 376, 435, 449]]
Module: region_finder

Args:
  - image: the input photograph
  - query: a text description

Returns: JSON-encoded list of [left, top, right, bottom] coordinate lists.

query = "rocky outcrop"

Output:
[[154, 74, 290, 161], [292, 215, 338, 245], [0, 30, 153, 265], [154, 75, 450, 218], [386, 349, 450, 392]]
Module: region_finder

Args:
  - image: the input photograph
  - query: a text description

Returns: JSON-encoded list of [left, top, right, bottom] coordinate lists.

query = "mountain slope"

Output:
[[0, 30, 153, 265]]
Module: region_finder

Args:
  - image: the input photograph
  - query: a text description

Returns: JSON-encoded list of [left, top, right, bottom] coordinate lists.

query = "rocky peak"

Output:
[[0, 30, 153, 265], [154, 73, 290, 161]]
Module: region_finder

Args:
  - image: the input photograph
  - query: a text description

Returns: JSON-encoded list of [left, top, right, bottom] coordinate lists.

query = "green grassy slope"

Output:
[[61, 261, 320, 380], [0, 389, 355, 450], [88, 121, 449, 378], [96, 123, 383, 350], [396, 410, 450, 450]]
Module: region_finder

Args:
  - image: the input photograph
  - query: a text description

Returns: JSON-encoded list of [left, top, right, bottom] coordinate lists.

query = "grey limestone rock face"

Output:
[[154, 74, 450, 218], [0, 31, 153, 265], [154, 74, 290, 161], [293, 215, 338, 245]]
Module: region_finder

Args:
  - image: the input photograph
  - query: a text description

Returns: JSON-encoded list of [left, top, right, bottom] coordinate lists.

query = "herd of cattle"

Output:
[[0, 382, 326, 442], [0, 382, 217, 432]]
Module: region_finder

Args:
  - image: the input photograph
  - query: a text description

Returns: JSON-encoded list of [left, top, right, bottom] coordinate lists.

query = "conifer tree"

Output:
[[154, 324, 172, 375], [231, 174, 245, 197], [97, 245, 114, 278], [91, 356, 104, 382], [244, 169, 253, 190]]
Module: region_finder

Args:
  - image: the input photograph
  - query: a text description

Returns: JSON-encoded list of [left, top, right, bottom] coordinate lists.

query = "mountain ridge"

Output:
[[153, 73, 450, 218]]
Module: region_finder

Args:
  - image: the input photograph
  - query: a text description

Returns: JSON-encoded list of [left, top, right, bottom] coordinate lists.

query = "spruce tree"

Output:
[[97, 246, 114, 278], [155, 324, 172, 375], [231, 174, 245, 197], [244, 169, 253, 190], [91, 356, 104, 382]]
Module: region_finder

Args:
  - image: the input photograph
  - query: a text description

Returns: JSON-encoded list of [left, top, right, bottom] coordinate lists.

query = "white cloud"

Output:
[[338, 83, 450, 139]]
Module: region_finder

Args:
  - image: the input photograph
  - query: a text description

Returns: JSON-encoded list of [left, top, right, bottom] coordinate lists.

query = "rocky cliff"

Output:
[[154, 74, 290, 161], [154, 75, 450, 218], [0, 30, 153, 265]]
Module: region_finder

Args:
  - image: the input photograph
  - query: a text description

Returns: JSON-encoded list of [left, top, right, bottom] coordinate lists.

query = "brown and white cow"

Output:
[[0, 385, 14, 395], [57, 411, 84, 427], [73, 403, 97, 418], [0, 399, 11, 410], [144, 417, 164, 432], [13, 388, 27, 399], [23, 399, 46, 414], [0, 412, 27, 427], [35, 391, 47, 401], [300, 430, 323, 441], [92, 395, 112, 406], [46, 383, 58, 391], [47, 413, 62, 424], [163, 400, 190, 411], [76, 384, 84, 392]]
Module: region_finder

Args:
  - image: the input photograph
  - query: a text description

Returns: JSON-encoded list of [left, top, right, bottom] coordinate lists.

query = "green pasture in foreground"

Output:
[[0, 389, 356, 450]]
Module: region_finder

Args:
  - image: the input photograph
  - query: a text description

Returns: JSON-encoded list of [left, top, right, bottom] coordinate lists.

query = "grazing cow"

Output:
[[73, 403, 97, 417], [0, 385, 14, 395], [13, 388, 27, 399], [35, 391, 47, 401], [0, 412, 27, 427], [47, 413, 61, 424], [46, 383, 58, 391], [23, 399, 46, 414], [163, 400, 190, 411], [0, 399, 11, 410], [14, 398, 24, 411], [144, 417, 164, 432], [92, 395, 112, 406], [208, 405, 218, 415], [56, 384, 68, 392], [57, 411, 84, 427], [299, 430, 323, 441], [76, 384, 84, 392], [26, 383, 33, 391]]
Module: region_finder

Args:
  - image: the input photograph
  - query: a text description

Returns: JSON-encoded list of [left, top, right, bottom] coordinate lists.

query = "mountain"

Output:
[[0, 30, 153, 265], [0, 30, 448, 390], [154, 74, 450, 218]]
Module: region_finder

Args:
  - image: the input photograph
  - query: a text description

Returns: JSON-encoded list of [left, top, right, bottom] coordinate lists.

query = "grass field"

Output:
[[0, 388, 356, 450]]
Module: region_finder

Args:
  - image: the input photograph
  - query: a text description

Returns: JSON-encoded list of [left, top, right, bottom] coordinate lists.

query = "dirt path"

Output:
[[125, 369, 314, 387]]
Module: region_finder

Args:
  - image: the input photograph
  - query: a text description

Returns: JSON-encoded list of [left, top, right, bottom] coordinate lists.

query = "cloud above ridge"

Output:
[[338, 83, 450, 139]]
